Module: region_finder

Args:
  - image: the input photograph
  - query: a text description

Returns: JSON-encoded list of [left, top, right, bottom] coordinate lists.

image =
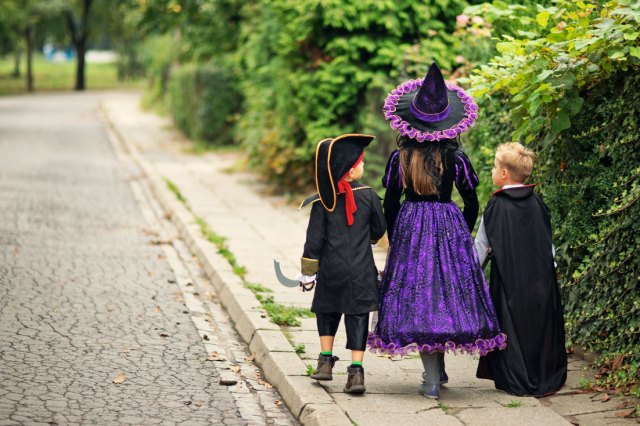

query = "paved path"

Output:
[[100, 92, 640, 426], [0, 93, 295, 425]]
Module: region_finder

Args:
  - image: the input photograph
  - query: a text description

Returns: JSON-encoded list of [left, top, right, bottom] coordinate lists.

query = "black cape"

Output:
[[302, 182, 386, 314], [476, 186, 567, 396]]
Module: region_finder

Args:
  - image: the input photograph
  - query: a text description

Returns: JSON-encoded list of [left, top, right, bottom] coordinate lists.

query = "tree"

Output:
[[65, 0, 93, 90]]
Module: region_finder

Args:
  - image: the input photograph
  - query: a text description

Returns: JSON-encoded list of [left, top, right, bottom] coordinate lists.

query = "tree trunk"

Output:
[[75, 43, 86, 90], [67, 0, 93, 91], [25, 27, 34, 92], [12, 50, 21, 78]]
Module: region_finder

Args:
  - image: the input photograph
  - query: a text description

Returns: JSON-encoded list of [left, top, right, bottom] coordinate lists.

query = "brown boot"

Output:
[[343, 365, 366, 394], [310, 354, 339, 380]]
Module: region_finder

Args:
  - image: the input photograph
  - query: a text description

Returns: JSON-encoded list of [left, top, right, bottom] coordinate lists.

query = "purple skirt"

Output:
[[368, 201, 506, 356]]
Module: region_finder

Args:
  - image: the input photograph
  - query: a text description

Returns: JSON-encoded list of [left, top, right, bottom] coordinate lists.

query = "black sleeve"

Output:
[[301, 202, 325, 275], [382, 150, 403, 240], [369, 189, 387, 243], [454, 150, 480, 232]]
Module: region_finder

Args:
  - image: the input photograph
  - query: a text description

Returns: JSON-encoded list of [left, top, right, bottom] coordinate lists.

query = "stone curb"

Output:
[[100, 105, 352, 426]]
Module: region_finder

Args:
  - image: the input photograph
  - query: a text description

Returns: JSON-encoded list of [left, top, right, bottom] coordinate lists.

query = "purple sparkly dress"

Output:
[[368, 148, 506, 356]]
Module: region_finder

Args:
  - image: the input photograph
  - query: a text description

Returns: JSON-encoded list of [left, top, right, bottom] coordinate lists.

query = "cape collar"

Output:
[[492, 184, 536, 199]]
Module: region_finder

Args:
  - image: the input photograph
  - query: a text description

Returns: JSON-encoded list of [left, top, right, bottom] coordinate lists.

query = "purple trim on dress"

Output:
[[460, 157, 475, 190], [385, 151, 400, 188], [410, 102, 451, 122], [367, 332, 507, 357], [383, 80, 478, 142]]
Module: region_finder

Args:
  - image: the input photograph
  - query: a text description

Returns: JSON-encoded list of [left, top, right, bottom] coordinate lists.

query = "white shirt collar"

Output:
[[502, 184, 525, 189]]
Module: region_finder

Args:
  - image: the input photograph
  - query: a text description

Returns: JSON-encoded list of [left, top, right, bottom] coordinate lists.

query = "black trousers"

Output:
[[316, 312, 370, 351]]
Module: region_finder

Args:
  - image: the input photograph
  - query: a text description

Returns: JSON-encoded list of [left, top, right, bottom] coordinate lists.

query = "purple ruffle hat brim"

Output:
[[383, 78, 478, 142]]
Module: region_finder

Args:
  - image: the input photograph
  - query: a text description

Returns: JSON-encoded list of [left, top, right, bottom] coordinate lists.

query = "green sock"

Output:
[[321, 351, 332, 356], [351, 361, 363, 366]]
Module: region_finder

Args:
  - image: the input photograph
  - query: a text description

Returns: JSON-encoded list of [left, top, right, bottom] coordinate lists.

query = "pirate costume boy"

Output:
[[300, 133, 386, 394]]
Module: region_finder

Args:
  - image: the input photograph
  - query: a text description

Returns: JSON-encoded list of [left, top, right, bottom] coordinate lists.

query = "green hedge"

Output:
[[168, 64, 241, 146], [546, 73, 639, 393], [462, 0, 640, 394]]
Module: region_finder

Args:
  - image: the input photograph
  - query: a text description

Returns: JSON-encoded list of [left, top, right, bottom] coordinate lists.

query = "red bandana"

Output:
[[337, 152, 364, 226]]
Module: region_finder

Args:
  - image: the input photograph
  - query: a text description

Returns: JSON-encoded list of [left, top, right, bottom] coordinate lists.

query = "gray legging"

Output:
[[420, 351, 445, 384]]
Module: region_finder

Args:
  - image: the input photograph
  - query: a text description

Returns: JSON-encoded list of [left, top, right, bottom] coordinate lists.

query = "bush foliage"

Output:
[[169, 64, 241, 146], [460, 0, 640, 394]]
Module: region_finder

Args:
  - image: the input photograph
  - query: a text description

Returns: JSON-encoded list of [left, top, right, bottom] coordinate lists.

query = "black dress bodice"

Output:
[[382, 148, 480, 238]]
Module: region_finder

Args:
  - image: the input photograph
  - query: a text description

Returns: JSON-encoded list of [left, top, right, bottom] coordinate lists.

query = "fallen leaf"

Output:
[[601, 393, 610, 402], [207, 351, 226, 362], [612, 354, 625, 370], [230, 365, 241, 373], [154, 306, 161, 313], [159, 332, 170, 338], [245, 353, 255, 362], [113, 373, 126, 384], [275, 400, 282, 406], [614, 408, 636, 418]]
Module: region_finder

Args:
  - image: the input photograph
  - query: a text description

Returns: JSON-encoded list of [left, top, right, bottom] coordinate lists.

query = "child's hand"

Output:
[[297, 273, 317, 292]]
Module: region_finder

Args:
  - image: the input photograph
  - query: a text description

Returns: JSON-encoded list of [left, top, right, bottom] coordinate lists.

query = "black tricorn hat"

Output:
[[315, 134, 374, 212]]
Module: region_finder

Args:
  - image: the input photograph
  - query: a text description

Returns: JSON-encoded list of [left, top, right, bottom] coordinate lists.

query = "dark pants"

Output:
[[316, 312, 370, 351]]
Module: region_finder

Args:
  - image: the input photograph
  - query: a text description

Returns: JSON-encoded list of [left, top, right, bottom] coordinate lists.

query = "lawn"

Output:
[[0, 55, 144, 95]]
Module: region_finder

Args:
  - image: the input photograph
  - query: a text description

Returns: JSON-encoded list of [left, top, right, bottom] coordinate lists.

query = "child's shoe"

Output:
[[418, 382, 440, 399], [310, 354, 339, 380], [343, 365, 366, 394]]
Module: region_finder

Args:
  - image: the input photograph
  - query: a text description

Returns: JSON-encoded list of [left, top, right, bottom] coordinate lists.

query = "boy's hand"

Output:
[[296, 273, 317, 292]]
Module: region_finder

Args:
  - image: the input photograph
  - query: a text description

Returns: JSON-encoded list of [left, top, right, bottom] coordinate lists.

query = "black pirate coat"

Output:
[[301, 181, 386, 314], [476, 186, 567, 396]]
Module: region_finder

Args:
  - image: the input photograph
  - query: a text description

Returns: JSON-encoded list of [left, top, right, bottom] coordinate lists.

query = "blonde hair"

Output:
[[495, 142, 536, 183]]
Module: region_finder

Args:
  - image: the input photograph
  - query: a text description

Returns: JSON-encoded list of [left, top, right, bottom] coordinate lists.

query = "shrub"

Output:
[[169, 63, 241, 146]]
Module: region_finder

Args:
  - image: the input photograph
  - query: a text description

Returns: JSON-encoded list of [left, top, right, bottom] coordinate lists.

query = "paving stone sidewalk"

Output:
[[0, 92, 295, 426], [102, 92, 639, 426]]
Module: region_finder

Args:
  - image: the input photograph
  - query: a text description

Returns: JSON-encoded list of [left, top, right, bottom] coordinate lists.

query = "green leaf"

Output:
[[630, 47, 640, 59], [536, 11, 550, 27], [623, 32, 639, 41], [496, 42, 518, 54], [552, 110, 571, 132], [575, 37, 597, 50]]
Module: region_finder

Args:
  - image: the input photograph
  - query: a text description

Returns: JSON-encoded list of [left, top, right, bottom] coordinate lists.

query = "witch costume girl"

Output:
[[300, 134, 386, 394], [367, 62, 506, 399]]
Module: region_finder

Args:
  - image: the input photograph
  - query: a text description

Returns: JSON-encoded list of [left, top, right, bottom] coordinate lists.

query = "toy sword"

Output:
[[273, 259, 316, 291], [273, 259, 300, 287]]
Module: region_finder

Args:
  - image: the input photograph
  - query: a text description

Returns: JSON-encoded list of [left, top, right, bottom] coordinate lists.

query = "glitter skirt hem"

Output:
[[367, 332, 507, 357]]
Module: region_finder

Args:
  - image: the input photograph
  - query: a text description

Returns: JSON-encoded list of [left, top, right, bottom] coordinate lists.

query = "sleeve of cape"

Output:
[[454, 150, 480, 232], [301, 201, 325, 275], [382, 150, 403, 241]]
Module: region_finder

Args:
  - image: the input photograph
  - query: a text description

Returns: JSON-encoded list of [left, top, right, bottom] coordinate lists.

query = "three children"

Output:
[[299, 82, 566, 399]]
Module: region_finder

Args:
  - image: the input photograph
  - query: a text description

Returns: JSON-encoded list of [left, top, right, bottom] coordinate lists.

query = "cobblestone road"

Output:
[[0, 93, 295, 425]]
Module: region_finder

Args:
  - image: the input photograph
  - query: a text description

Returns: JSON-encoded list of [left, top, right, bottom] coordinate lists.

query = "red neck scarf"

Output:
[[337, 152, 364, 226]]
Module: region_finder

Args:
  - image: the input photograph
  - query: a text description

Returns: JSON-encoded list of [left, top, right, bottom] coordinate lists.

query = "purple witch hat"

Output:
[[383, 62, 478, 142]]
